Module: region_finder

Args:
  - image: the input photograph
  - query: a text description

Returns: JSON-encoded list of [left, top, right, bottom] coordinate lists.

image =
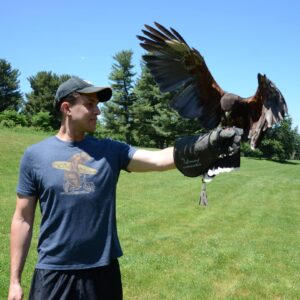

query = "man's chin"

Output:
[[87, 127, 96, 133], [88, 122, 97, 132]]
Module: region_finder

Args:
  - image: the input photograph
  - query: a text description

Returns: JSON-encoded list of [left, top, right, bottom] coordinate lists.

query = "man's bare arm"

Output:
[[8, 194, 37, 300], [127, 147, 175, 172]]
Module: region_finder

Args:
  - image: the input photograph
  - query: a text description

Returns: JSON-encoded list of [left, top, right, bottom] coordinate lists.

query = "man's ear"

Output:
[[60, 102, 72, 116]]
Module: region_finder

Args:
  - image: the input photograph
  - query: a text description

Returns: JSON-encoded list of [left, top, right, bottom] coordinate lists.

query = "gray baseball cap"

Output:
[[54, 76, 112, 106]]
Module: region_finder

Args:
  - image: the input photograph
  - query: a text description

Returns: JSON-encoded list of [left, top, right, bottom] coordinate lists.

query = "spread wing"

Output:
[[246, 73, 288, 149], [137, 22, 225, 129]]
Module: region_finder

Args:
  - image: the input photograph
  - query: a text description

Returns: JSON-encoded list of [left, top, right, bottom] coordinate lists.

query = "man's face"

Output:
[[69, 92, 100, 133]]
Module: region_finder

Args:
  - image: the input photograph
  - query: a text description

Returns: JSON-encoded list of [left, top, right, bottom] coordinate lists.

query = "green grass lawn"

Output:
[[1, 127, 300, 299]]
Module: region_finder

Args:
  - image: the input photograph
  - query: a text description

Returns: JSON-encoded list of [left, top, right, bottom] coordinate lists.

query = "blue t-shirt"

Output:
[[17, 135, 137, 270]]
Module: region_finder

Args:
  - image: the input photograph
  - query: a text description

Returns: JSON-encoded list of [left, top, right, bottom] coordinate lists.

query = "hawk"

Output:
[[137, 22, 287, 150], [137, 22, 288, 205]]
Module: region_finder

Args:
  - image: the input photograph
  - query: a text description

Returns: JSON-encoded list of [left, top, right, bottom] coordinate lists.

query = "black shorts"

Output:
[[29, 259, 122, 300]]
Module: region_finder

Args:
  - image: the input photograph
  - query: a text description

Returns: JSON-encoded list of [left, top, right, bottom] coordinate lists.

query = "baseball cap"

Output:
[[54, 76, 112, 107]]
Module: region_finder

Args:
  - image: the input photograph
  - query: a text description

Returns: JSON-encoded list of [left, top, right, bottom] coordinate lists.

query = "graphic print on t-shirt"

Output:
[[52, 151, 97, 195]]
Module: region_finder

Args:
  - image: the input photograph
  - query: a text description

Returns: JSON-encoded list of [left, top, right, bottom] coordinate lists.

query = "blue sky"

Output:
[[1, 0, 299, 129]]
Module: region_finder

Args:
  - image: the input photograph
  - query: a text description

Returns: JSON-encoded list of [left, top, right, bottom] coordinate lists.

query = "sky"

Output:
[[1, 0, 299, 129]]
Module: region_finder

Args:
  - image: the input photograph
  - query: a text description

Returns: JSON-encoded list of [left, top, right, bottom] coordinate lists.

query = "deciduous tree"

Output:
[[25, 71, 70, 129]]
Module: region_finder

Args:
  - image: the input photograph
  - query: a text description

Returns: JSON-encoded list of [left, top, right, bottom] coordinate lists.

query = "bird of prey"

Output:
[[137, 22, 288, 205], [137, 22, 287, 150]]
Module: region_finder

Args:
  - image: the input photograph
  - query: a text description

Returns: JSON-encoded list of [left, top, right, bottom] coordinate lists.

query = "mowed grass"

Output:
[[0, 127, 300, 299]]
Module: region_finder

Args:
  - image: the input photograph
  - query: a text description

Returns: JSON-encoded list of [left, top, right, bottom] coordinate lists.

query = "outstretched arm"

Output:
[[173, 128, 242, 177], [127, 127, 242, 175], [127, 147, 175, 172], [8, 194, 37, 300]]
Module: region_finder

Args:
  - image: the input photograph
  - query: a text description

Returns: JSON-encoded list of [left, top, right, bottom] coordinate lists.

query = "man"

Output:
[[8, 77, 242, 300]]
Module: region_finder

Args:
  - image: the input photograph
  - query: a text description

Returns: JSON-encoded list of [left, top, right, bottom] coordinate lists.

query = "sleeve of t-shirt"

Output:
[[117, 141, 137, 171], [16, 148, 37, 196]]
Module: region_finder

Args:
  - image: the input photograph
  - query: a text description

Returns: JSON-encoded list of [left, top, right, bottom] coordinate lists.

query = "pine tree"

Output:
[[0, 59, 23, 112], [131, 66, 163, 147], [133, 66, 202, 148], [102, 50, 136, 144]]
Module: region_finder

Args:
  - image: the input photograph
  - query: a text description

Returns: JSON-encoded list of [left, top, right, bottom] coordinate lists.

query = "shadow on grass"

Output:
[[243, 156, 300, 165], [272, 160, 300, 165]]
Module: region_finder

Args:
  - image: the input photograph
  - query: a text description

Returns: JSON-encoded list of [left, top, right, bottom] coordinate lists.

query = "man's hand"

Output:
[[174, 127, 243, 177], [8, 282, 23, 300]]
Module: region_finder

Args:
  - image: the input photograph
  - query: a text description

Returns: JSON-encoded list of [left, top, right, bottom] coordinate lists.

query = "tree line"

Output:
[[0, 52, 299, 161]]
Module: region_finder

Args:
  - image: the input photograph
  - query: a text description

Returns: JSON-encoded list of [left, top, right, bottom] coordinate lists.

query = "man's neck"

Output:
[[56, 126, 86, 142]]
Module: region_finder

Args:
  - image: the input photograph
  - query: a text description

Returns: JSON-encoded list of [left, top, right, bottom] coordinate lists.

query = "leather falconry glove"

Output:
[[174, 127, 243, 177], [174, 127, 243, 205]]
